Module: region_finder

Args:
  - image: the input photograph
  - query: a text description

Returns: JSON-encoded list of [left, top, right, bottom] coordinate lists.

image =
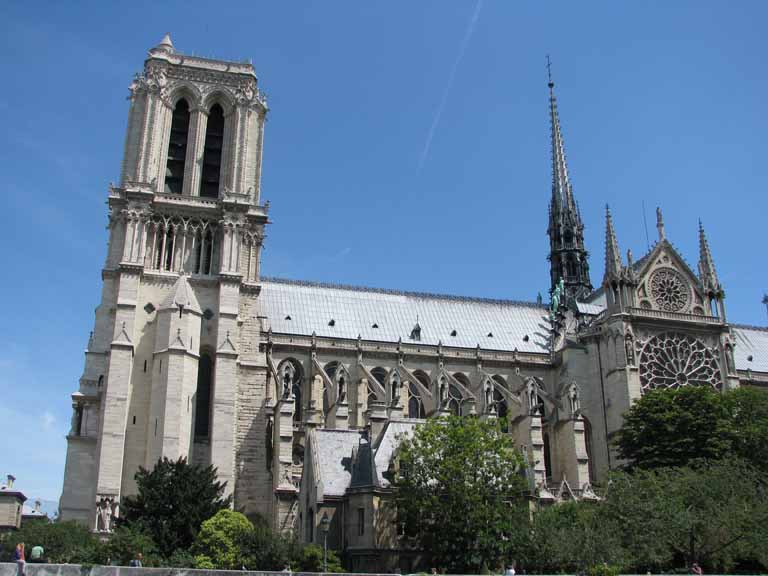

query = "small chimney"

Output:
[[6, 475, 15, 489], [34, 500, 41, 513]]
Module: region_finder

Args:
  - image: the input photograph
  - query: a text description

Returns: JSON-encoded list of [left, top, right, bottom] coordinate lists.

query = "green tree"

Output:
[[297, 544, 343, 573], [723, 387, 768, 471], [102, 524, 159, 566], [192, 509, 254, 570], [120, 457, 232, 555], [615, 386, 734, 469], [602, 460, 768, 572], [0, 521, 100, 564], [522, 501, 627, 573], [395, 416, 528, 573], [241, 513, 301, 571]]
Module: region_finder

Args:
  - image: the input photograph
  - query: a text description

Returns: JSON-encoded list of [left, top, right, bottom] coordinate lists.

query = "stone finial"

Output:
[[656, 206, 666, 241]]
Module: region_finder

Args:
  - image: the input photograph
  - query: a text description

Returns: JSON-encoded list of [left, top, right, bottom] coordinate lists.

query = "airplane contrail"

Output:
[[418, 0, 484, 170]]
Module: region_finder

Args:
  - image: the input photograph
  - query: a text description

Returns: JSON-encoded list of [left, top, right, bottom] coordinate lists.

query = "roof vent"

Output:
[[410, 322, 421, 341], [487, 332, 494, 338], [747, 355, 753, 362], [285, 315, 292, 321], [328, 319, 336, 327], [523, 335, 530, 342], [372, 323, 379, 329], [450, 330, 457, 337]]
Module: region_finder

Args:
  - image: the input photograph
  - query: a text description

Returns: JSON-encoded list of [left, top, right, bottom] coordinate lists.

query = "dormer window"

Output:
[[165, 99, 190, 194], [410, 323, 421, 341]]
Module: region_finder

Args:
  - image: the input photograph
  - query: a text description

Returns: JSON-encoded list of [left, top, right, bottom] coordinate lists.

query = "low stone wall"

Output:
[[0, 564, 395, 576]]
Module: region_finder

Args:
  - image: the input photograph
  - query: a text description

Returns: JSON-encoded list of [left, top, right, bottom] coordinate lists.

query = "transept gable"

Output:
[[633, 240, 707, 315]]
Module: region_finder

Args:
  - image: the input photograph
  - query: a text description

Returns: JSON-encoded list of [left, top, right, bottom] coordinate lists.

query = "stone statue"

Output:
[[485, 380, 493, 413], [391, 373, 401, 405], [558, 277, 565, 299], [725, 344, 735, 374], [96, 497, 114, 532], [439, 376, 448, 408], [526, 378, 539, 415], [624, 334, 635, 366], [337, 374, 346, 403], [281, 362, 295, 399], [568, 381, 580, 415]]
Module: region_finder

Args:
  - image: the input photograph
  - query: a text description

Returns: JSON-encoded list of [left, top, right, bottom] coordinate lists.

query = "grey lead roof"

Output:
[[259, 278, 550, 353], [312, 429, 362, 497], [374, 420, 419, 488], [732, 325, 768, 373]]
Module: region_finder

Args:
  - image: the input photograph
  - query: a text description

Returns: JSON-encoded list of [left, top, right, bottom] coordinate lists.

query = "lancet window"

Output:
[[143, 217, 218, 276], [194, 352, 213, 439], [200, 104, 225, 198], [165, 98, 190, 195], [408, 382, 425, 419]]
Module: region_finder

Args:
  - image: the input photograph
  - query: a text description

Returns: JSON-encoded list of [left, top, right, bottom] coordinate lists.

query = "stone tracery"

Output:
[[638, 332, 721, 392], [649, 268, 690, 312]]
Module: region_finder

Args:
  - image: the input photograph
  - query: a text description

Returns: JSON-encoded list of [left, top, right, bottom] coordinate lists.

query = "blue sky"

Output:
[[0, 1, 766, 501]]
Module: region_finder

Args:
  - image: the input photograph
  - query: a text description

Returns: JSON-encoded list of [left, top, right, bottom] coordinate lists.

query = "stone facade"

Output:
[[60, 36, 768, 570]]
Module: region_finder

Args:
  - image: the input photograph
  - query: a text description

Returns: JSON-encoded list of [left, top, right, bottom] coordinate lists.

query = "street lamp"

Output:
[[320, 512, 330, 573]]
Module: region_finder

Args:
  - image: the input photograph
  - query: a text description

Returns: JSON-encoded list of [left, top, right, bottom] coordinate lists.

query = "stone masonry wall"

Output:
[[234, 292, 273, 522]]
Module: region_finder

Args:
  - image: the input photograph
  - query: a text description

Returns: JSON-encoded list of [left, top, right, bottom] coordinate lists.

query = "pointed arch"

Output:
[[200, 103, 225, 198], [164, 98, 191, 195], [194, 350, 214, 439]]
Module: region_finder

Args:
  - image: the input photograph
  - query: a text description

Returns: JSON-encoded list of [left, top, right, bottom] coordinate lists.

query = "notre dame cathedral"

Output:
[[60, 37, 767, 570]]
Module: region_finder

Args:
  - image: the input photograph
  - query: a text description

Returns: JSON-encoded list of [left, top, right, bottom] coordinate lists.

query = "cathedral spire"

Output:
[[603, 205, 622, 281], [546, 59, 592, 302], [698, 220, 720, 292]]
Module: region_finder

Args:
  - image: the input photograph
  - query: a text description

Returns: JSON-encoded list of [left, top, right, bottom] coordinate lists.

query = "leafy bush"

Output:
[[192, 509, 254, 570]]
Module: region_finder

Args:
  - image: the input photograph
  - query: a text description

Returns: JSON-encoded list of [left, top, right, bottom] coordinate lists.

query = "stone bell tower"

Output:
[[59, 35, 269, 527]]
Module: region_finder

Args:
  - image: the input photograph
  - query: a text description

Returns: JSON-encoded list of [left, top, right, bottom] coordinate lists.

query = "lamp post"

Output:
[[320, 512, 330, 572]]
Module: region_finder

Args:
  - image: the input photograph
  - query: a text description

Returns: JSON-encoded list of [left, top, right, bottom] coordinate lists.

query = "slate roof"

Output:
[[259, 278, 550, 353], [732, 325, 768, 373], [374, 420, 419, 488], [312, 429, 363, 497]]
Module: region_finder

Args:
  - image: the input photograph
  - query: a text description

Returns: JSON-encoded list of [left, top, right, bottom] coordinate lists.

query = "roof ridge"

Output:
[[261, 276, 547, 310], [731, 323, 768, 333]]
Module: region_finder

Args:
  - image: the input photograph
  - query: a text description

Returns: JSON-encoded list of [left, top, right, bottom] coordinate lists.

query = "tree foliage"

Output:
[[119, 457, 232, 555], [395, 415, 528, 573], [0, 521, 100, 564], [192, 509, 254, 570], [616, 386, 734, 469]]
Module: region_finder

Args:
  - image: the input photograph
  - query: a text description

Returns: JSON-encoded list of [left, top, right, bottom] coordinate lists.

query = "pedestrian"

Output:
[[14, 543, 26, 576], [129, 552, 143, 568], [29, 545, 44, 564], [504, 564, 516, 576], [691, 563, 703, 575]]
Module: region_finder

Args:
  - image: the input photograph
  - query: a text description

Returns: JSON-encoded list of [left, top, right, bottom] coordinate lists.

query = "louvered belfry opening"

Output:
[[164, 98, 190, 194], [200, 104, 224, 198]]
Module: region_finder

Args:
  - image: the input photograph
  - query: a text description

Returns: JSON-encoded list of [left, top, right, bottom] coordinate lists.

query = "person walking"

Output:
[[129, 552, 143, 568], [691, 563, 703, 575], [14, 543, 26, 576], [29, 545, 44, 564]]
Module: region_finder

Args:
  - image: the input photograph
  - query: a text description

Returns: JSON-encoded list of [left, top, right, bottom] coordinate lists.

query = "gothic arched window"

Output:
[[194, 351, 214, 439], [165, 98, 190, 195], [408, 382, 425, 419], [200, 104, 225, 198]]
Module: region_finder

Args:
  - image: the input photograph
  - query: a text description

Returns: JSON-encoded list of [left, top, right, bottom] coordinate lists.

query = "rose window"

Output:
[[639, 332, 721, 392], [649, 268, 690, 312]]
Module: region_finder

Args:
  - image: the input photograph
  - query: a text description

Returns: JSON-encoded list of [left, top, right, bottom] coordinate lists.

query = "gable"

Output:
[[633, 241, 707, 315]]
